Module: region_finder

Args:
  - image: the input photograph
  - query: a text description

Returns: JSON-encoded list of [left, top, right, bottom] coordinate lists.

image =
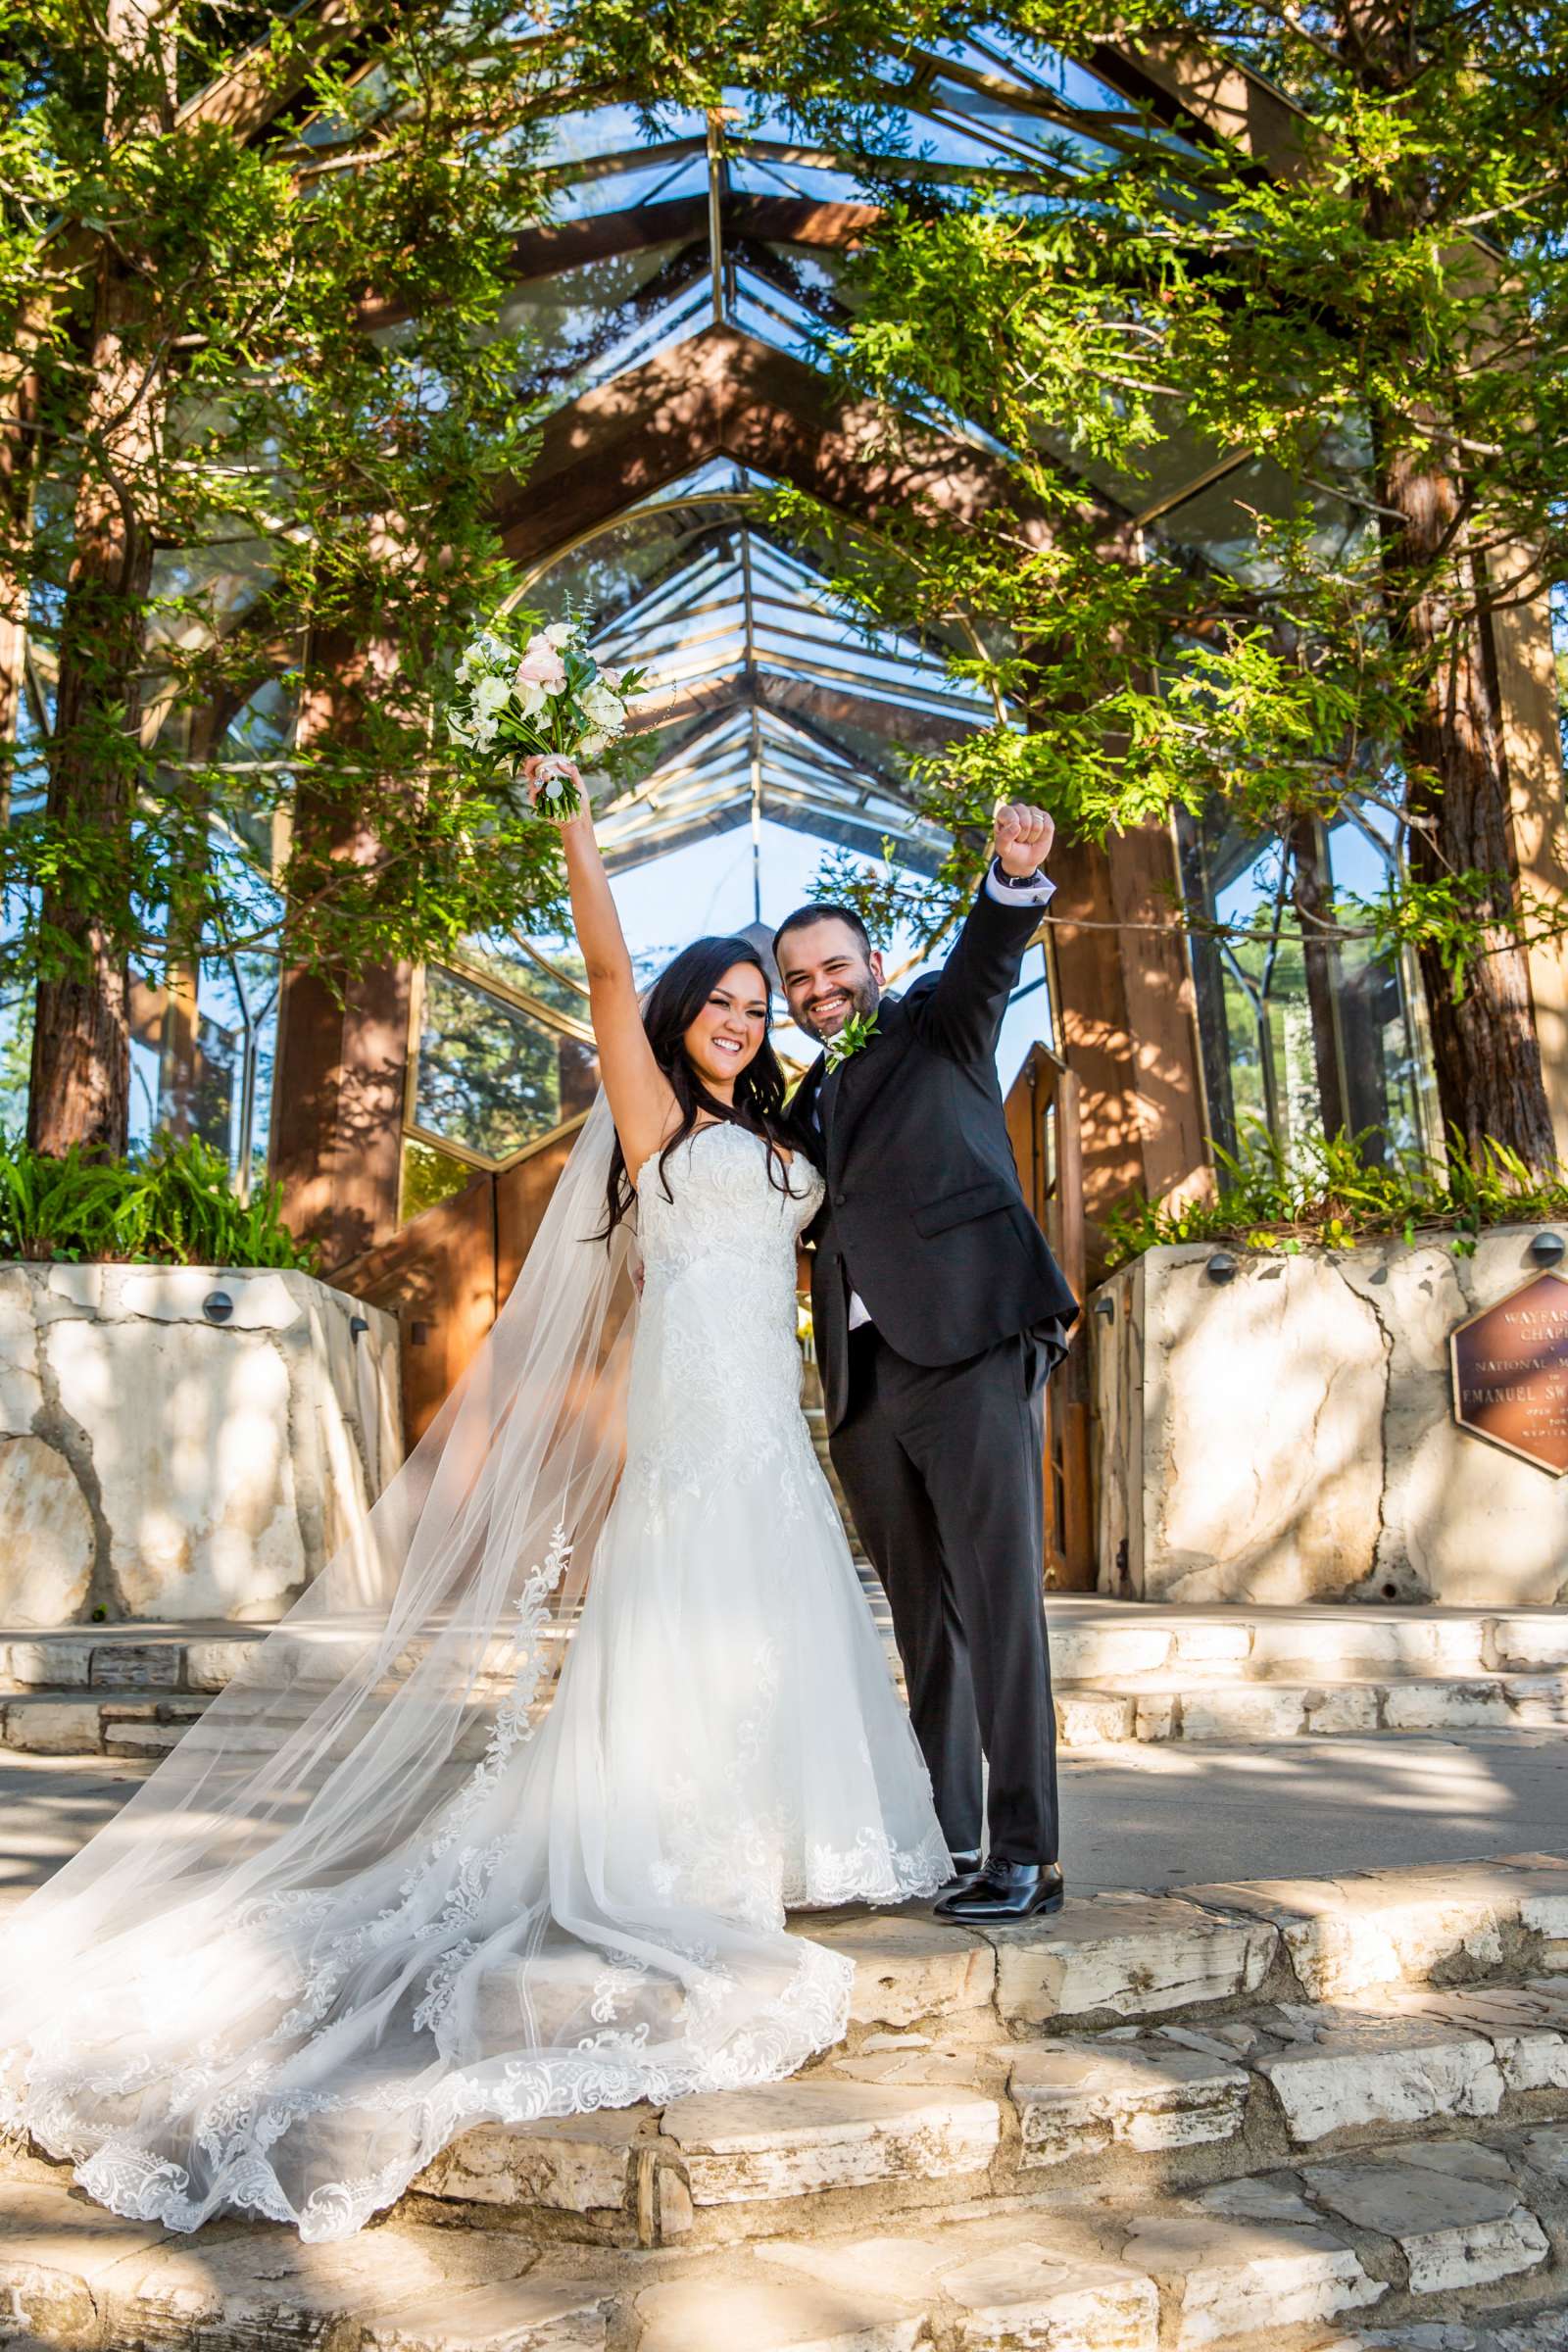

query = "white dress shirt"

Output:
[[835, 860, 1055, 1331]]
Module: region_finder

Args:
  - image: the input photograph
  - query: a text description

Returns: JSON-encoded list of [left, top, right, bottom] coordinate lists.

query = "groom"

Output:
[[777, 805, 1079, 1925]]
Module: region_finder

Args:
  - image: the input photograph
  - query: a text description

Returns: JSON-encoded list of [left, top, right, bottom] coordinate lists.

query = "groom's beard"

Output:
[[800, 972, 880, 1045]]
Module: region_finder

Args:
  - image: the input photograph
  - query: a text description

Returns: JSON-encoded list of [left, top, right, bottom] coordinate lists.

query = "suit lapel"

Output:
[[819, 998, 905, 1178]]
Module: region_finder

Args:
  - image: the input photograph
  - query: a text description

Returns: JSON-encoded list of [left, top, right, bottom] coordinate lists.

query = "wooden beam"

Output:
[[495, 321, 1103, 569], [180, 0, 361, 139]]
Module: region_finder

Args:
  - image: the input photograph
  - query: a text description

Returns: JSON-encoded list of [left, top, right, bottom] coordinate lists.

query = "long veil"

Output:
[[0, 1094, 858, 2240]]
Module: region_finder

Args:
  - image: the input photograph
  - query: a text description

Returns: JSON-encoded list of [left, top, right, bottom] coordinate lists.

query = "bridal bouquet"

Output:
[[447, 612, 647, 819]]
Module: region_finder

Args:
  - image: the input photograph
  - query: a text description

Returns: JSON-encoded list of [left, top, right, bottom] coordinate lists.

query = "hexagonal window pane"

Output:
[[413, 967, 597, 1163]]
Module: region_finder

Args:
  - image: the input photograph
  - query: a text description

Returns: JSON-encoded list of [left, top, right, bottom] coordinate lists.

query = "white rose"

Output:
[[544, 621, 573, 649], [472, 674, 510, 717], [599, 665, 623, 690], [578, 730, 608, 760], [581, 682, 623, 730]]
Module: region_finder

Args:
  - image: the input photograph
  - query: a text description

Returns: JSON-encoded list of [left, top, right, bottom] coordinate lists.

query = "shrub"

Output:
[[0, 1134, 318, 1270], [1103, 1128, 1568, 1269]]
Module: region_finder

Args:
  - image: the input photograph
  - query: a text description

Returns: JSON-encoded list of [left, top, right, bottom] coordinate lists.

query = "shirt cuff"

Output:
[[985, 857, 1056, 910]]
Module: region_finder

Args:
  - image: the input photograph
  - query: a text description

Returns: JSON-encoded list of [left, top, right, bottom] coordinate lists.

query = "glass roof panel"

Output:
[[495, 242, 702, 401], [533, 103, 707, 170], [547, 153, 708, 220], [731, 268, 833, 368], [923, 30, 1117, 104], [1034, 401, 1238, 519], [728, 154, 879, 205], [923, 78, 1118, 170], [1154, 455, 1369, 581]]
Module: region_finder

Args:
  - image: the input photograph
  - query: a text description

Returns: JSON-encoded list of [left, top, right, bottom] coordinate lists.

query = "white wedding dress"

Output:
[[0, 1119, 948, 2241]]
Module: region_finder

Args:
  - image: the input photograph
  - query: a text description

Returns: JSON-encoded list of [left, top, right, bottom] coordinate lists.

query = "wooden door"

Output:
[[1005, 1044, 1096, 1591]]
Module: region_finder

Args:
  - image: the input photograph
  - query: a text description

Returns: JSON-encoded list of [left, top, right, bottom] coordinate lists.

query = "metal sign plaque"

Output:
[[1451, 1269, 1568, 1475]]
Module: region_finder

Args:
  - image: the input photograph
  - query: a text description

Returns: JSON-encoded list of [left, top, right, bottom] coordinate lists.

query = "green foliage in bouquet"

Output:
[[0, 1136, 317, 1270], [1104, 1129, 1568, 1270]]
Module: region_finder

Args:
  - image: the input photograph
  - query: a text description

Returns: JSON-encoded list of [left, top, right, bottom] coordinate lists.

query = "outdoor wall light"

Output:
[[1529, 1230, 1566, 1265], [1205, 1252, 1238, 1285], [1094, 1297, 1114, 1320], [350, 1315, 370, 1344], [203, 1290, 234, 1323]]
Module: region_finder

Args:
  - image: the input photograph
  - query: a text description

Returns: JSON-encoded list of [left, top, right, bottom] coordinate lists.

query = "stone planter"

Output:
[[0, 1262, 402, 1627], [1093, 1228, 1568, 1607]]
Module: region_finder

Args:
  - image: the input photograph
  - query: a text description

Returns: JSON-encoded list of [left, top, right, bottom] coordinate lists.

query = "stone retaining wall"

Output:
[[0, 1261, 402, 1626], [1093, 1227, 1568, 1606]]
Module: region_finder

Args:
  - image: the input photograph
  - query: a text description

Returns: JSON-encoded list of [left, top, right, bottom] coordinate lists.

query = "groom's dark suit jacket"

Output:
[[788, 884, 1080, 1433]]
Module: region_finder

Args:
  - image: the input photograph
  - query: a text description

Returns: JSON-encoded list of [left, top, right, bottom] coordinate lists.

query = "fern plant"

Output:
[[1103, 1128, 1568, 1270], [0, 1135, 317, 1271]]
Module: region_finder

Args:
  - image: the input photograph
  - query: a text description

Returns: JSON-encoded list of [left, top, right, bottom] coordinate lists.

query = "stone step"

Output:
[[1055, 1669, 1568, 1745], [0, 1687, 212, 1756], [9, 1661, 1566, 1759], [413, 1982, 1568, 2250], [1046, 1605, 1568, 1686], [0, 1622, 264, 1695], [403, 1858, 1568, 2247], [6, 2124, 1568, 2350], [7, 1610, 1568, 1762]]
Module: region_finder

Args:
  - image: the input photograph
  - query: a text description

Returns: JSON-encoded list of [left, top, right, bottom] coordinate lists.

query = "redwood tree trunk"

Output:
[[1376, 440, 1556, 1171], [0, 313, 42, 827], [1289, 811, 1348, 1141], [1343, 0, 1558, 1173], [27, 0, 169, 1158]]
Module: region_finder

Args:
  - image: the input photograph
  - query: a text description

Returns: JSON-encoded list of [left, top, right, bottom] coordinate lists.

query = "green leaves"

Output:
[[822, 1005, 881, 1070], [2, 0, 564, 1039], [768, 0, 1568, 1163], [1102, 1124, 1568, 1267], [0, 1132, 315, 1268]]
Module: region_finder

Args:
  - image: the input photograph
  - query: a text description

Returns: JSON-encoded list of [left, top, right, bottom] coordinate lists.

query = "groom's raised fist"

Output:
[[993, 801, 1055, 878]]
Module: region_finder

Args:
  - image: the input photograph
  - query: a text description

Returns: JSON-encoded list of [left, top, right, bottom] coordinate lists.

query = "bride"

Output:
[[0, 786, 950, 2242]]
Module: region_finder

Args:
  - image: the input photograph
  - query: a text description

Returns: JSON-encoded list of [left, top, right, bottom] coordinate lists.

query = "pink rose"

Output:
[[514, 633, 566, 697]]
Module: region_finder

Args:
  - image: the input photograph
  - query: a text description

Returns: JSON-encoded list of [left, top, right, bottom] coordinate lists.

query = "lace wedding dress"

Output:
[[0, 1116, 948, 2241]]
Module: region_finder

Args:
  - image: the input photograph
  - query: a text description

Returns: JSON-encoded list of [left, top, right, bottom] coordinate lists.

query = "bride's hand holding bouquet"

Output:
[[447, 612, 647, 822]]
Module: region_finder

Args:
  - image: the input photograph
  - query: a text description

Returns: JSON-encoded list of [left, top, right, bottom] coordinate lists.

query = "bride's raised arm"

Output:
[[546, 793, 675, 1189]]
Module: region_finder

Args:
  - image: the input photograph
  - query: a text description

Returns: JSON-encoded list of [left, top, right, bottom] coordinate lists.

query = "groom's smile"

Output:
[[774, 913, 885, 1045]]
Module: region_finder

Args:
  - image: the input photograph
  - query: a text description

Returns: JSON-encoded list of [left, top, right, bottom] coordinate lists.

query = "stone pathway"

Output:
[[7, 1850, 1568, 2347], [8, 1726, 1568, 1923]]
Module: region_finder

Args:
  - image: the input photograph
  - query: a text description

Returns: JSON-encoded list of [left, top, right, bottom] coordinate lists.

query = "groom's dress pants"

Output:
[[829, 1324, 1059, 1868]]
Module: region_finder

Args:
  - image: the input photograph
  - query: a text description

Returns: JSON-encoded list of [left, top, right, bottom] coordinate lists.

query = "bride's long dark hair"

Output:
[[601, 934, 792, 1240]]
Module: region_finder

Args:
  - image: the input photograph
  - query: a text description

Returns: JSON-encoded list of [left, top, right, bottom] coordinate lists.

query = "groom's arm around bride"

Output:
[[776, 805, 1079, 1925]]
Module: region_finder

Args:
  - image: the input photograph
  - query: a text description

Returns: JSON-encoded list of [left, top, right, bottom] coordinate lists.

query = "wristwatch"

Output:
[[990, 858, 1052, 892]]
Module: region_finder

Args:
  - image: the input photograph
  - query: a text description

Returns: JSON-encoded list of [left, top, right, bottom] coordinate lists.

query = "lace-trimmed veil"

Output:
[[0, 1096, 681, 2230]]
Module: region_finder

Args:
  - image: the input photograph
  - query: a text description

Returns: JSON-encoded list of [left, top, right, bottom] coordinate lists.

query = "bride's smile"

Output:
[[682, 966, 768, 1096]]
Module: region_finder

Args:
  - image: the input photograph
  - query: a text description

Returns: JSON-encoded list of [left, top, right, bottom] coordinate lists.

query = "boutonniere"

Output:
[[823, 1007, 880, 1073]]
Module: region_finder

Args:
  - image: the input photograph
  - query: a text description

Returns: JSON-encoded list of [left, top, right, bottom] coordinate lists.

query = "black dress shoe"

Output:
[[935, 1848, 983, 1900], [934, 1860, 1064, 1924]]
